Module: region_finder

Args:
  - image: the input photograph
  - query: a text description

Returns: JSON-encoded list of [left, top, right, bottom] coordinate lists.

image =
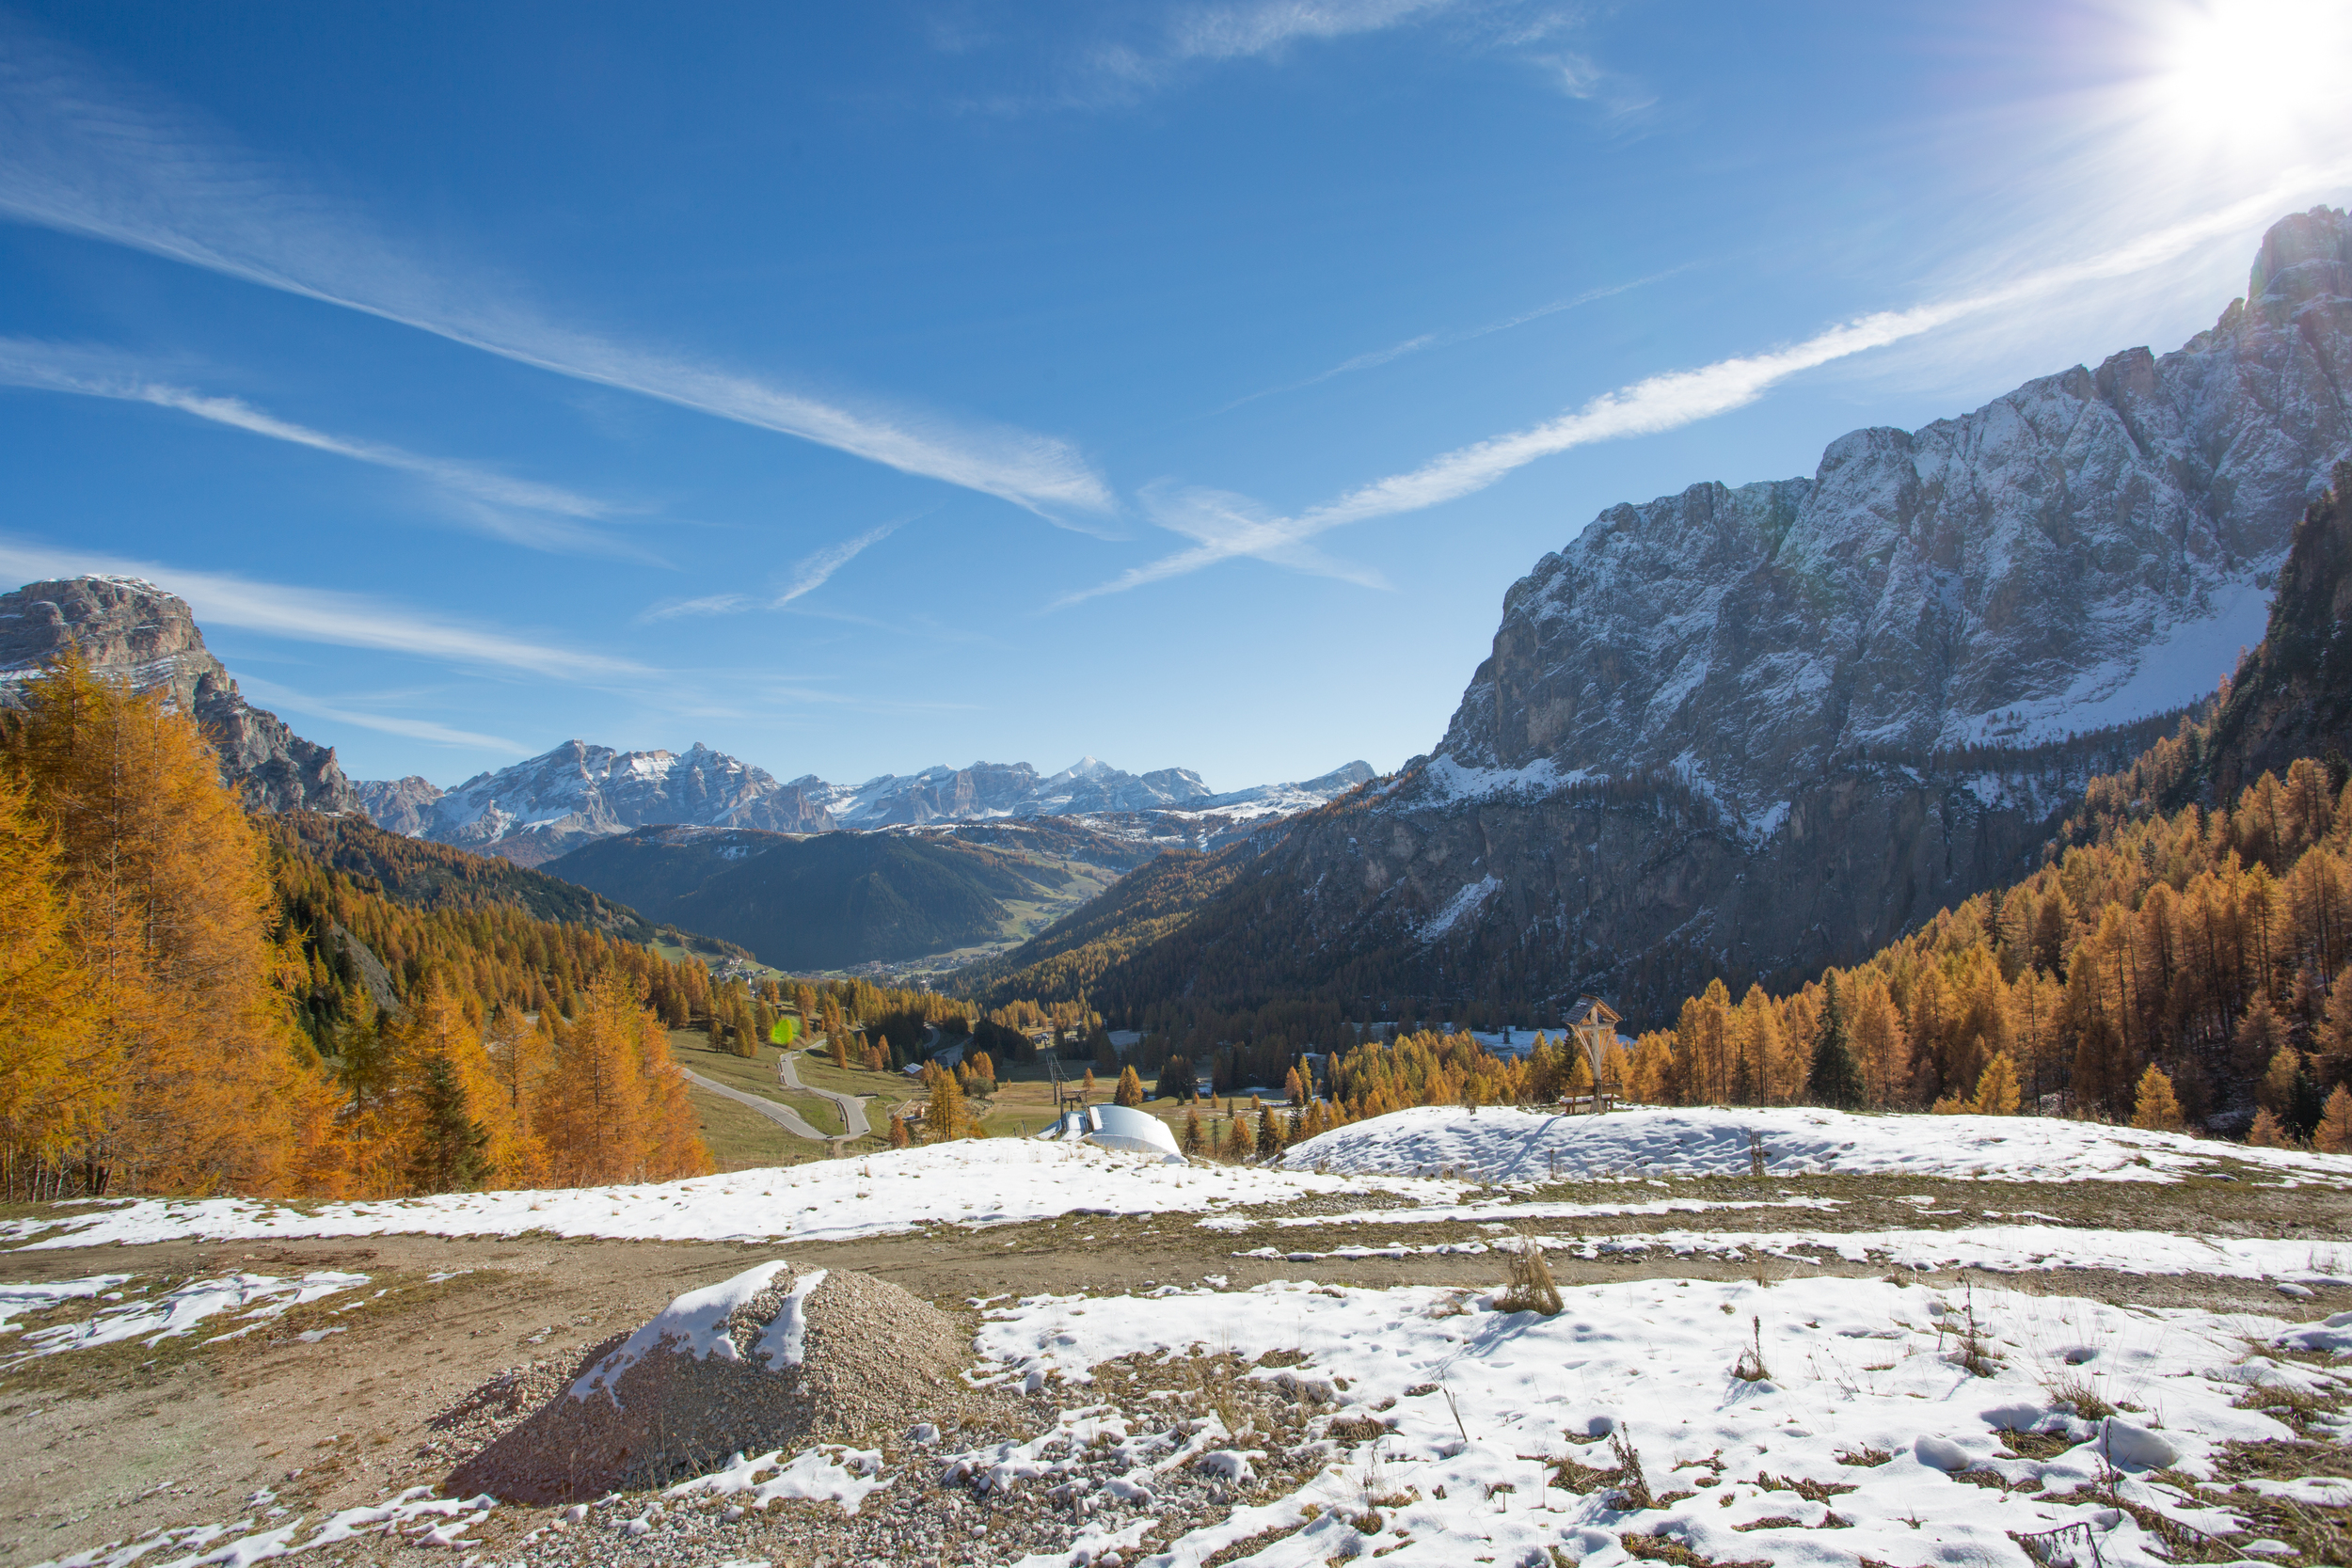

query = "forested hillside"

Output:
[[0, 651, 712, 1199], [548, 822, 1124, 970], [266, 811, 660, 942], [1602, 467, 2352, 1140], [959, 840, 1256, 1006]]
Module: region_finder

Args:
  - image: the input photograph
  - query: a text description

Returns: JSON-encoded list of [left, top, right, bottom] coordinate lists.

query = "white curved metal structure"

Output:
[[1039, 1103, 1186, 1162]]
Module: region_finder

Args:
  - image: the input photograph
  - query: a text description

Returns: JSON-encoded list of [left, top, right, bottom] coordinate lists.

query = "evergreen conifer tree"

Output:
[[409, 1056, 491, 1192], [1805, 974, 1866, 1109]]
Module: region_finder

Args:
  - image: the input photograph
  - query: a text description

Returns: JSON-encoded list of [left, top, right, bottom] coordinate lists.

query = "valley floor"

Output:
[[4, 1113, 2349, 1568]]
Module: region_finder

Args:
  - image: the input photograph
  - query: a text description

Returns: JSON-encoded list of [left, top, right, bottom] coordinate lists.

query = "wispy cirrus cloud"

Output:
[[0, 22, 1113, 524], [1059, 170, 2352, 606], [639, 517, 910, 623], [232, 674, 528, 752], [1215, 266, 1689, 413], [0, 337, 660, 560], [0, 537, 653, 681], [965, 0, 1462, 111]]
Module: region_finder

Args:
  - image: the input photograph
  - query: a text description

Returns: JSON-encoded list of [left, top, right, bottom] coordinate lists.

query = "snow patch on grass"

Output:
[[1283, 1104, 2352, 1185], [1, 1140, 1460, 1251]]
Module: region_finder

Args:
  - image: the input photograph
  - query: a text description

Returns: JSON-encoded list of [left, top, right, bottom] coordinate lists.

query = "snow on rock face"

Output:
[[1434, 206, 2352, 804], [1279, 1104, 2352, 1186], [976, 1274, 2323, 1568], [364, 745, 1370, 856], [398, 738, 836, 861], [0, 1140, 1462, 1250]]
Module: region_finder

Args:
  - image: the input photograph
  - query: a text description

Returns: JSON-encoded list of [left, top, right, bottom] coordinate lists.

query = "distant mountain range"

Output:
[[353, 745, 1373, 865]]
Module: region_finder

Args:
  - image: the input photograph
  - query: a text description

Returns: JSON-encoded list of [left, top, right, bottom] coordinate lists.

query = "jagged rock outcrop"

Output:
[[1063, 207, 2352, 1022], [0, 576, 361, 815], [2201, 460, 2352, 800], [352, 774, 444, 836]]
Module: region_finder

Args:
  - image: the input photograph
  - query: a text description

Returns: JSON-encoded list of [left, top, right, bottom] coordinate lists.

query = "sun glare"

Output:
[[2148, 0, 2352, 155]]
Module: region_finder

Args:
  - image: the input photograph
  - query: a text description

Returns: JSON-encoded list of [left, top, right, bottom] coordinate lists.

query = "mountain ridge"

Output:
[[357, 742, 1374, 864], [968, 205, 2352, 1023], [0, 576, 361, 816]]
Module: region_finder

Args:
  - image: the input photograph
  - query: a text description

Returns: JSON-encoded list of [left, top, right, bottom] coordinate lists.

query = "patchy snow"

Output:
[[0, 1274, 132, 1335], [569, 1260, 825, 1402], [37, 1485, 495, 1568], [2, 1272, 367, 1365], [0, 1142, 1461, 1252], [975, 1273, 2344, 1568], [1421, 874, 1501, 941], [755, 1267, 828, 1370], [1232, 1224, 2352, 1282], [667, 1445, 886, 1514], [1282, 1104, 2352, 1186], [1957, 572, 2276, 746], [1419, 753, 1581, 803]]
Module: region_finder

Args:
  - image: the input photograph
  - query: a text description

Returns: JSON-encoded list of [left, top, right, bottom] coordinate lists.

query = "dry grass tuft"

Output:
[[1496, 1236, 1564, 1316], [2040, 1370, 2116, 1421], [1731, 1316, 1772, 1383]]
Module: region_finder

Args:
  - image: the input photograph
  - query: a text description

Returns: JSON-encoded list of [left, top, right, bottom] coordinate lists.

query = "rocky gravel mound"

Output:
[[446, 1260, 978, 1502]]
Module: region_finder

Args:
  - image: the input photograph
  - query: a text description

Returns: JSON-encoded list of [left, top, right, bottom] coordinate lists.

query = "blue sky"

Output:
[[2, 0, 2347, 790]]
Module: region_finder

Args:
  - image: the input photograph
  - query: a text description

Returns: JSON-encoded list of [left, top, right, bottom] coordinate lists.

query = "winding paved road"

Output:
[[784, 1045, 873, 1138], [680, 1069, 834, 1139]]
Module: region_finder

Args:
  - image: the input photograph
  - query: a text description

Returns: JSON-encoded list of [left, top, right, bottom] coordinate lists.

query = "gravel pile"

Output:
[[446, 1260, 995, 1503]]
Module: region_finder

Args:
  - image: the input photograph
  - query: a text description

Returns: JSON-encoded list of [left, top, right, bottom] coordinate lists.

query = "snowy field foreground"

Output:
[[0, 1140, 1457, 1251], [1235, 1224, 2352, 1283], [970, 1275, 2352, 1567], [1282, 1104, 2352, 1184]]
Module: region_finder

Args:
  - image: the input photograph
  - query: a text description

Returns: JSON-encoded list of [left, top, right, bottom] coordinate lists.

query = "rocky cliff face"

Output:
[[1077, 207, 2352, 1022], [2201, 459, 2352, 800], [0, 576, 361, 816]]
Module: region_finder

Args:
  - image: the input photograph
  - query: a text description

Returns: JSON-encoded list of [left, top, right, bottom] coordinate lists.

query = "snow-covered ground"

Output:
[[973, 1274, 2348, 1567], [0, 1141, 1458, 1252], [1233, 1224, 2352, 1284], [1283, 1104, 2352, 1185]]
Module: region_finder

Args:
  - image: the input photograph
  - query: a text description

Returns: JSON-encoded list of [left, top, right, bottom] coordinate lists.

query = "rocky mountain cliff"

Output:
[[0, 576, 360, 815], [2198, 459, 2352, 800], [1029, 206, 2352, 1023], [366, 745, 1374, 863]]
